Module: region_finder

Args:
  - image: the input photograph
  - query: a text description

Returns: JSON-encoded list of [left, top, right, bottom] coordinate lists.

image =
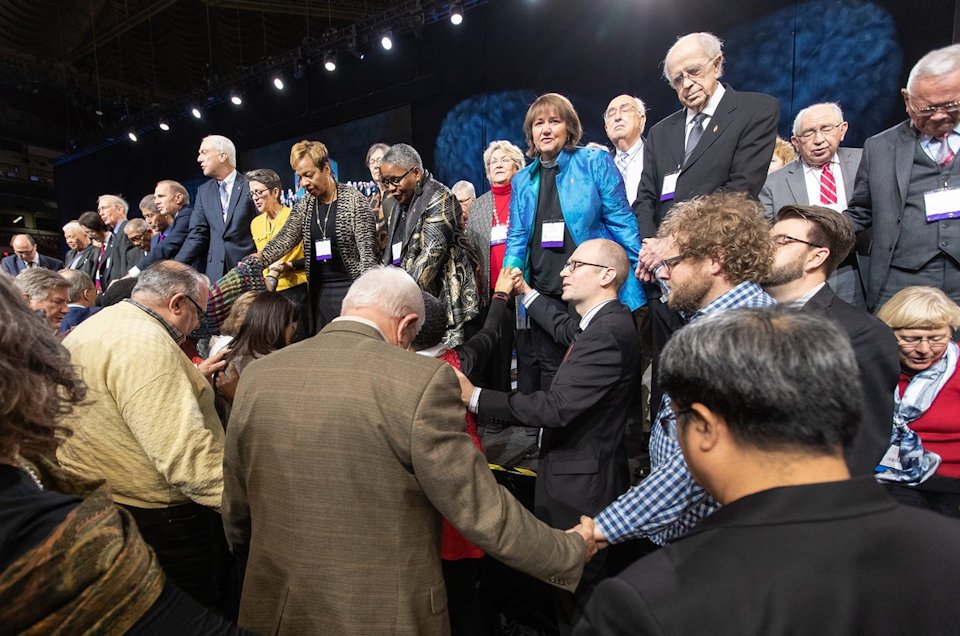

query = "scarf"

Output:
[[875, 341, 955, 484]]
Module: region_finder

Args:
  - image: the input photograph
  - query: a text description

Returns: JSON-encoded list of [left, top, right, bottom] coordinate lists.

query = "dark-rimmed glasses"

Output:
[[381, 167, 415, 188], [771, 234, 824, 249], [563, 259, 610, 272]]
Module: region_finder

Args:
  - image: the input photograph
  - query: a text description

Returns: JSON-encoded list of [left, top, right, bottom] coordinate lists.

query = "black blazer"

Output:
[[136, 206, 196, 272], [101, 220, 142, 288], [805, 284, 900, 475], [477, 298, 639, 528], [575, 479, 960, 635], [175, 176, 257, 282], [633, 85, 780, 238], [1, 253, 64, 276]]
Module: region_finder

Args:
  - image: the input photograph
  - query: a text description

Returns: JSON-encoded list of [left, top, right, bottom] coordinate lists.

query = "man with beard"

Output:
[[764, 204, 899, 475], [590, 192, 775, 548]]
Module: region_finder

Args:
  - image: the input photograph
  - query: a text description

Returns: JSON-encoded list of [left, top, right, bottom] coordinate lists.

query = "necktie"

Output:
[[219, 181, 229, 221], [616, 152, 629, 175], [936, 134, 956, 168], [819, 162, 838, 206], [562, 327, 584, 365], [684, 113, 707, 164]]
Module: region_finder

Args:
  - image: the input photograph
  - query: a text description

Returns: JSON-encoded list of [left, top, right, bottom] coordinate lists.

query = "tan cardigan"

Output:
[[59, 301, 224, 509]]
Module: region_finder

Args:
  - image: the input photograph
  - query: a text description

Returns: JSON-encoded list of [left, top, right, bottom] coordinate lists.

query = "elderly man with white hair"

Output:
[[95, 194, 142, 286], [175, 134, 258, 282], [604, 94, 647, 205]]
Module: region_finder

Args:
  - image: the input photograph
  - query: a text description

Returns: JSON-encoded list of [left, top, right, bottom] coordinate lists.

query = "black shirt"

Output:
[[528, 162, 575, 295]]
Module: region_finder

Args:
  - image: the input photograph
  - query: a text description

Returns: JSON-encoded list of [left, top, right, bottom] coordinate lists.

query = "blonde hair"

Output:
[[482, 140, 525, 181], [772, 137, 797, 166], [290, 140, 329, 170], [877, 286, 960, 330]]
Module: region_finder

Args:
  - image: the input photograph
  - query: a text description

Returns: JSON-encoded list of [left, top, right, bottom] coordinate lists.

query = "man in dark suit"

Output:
[[96, 194, 141, 287], [761, 102, 867, 306], [575, 307, 960, 635], [127, 180, 196, 277], [62, 221, 98, 277], [175, 135, 257, 282], [846, 43, 960, 311], [1, 234, 63, 276], [57, 268, 99, 333], [763, 204, 900, 475]]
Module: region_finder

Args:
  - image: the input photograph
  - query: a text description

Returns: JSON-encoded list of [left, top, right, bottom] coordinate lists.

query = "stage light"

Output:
[[191, 106, 202, 119], [127, 131, 138, 142], [273, 75, 285, 90], [450, 2, 464, 25], [230, 91, 243, 106], [159, 120, 170, 131], [381, 30, 393, 50], [324, 51, 337, 72]]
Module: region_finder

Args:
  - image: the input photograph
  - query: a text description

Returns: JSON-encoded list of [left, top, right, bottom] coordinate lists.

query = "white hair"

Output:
[[203, 135, 238, 167], [603, 96, 647, 120], [907, 44, 960, 92], [62, 220, 82, 232], [663, 32, 724, 82], [792, 102, 844, 136], [451, 181, 476, 199], [482, 140, 526, 178], [341, 267, 425, 332], [382, 144, 423, 170], [97, 194, 129, 215]]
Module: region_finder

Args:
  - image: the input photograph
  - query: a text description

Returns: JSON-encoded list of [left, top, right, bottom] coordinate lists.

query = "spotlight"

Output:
[[191, 106, 202, 119], [127, 131, 138, 142], [273, 75, 285, 90], [230, 91, 243, 106], [159, 119, 170, 131], [450, 2, 463, 25], [323, 51, 337, 72], [380, 30, 393, 50]]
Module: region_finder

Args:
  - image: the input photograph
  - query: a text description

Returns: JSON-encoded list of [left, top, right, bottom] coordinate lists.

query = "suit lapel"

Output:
[[207, 181, 226, 234], [784, 161, 809, 205], [838, 148, 858, 193], [223, 179, 245, 232], [684, 86, 736, 170], [665, 111, 686, 170], [894, 124, 916, 208]]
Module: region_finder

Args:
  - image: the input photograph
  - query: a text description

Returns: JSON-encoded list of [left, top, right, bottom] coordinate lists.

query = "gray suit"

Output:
[[465, 190, 494, 300], [760, 148, 867, 306]]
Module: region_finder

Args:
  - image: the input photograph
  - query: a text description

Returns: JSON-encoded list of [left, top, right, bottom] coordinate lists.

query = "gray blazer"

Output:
[[465, 190, 494, 300], [759, 147, 862, 220]]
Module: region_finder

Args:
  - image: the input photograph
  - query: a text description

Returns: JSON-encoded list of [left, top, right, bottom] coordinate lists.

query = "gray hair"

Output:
[[663, 32, 724, 82], [58, 269, 95, 303], [245, 168, 282, 192], [907, 44, 960, 93], [451, 180, 476, 199], [62, 221, 82, 233], [382, 144, 423, 171], [792, 102, 844, 136], [133, 261, 207, 303], [97, 194, 129, 216], [366, 142, 390, 165], [203, 135, 238, 167], [157, 180, 190, 206], [125, 218, 149, 234], [660, 306, 860, 454], [139, 194, 158, 214], [482, 140, 526, 176], [603, 96, 647, 121], [14, 268, 69, 302], [341, 266, 425, 333]]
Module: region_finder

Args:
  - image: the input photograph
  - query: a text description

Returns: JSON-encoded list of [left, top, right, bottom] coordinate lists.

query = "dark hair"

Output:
[[227, 292, 299, 360], [660, 306, 860, 454], [0, 275, 85, 460], [412, 292, 446, 350], [245, 168, 282, 192], [78, 211, 108, 233], [775, 204, 855, 274]]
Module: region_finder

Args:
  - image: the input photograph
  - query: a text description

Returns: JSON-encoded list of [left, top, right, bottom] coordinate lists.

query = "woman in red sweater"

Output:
[[877, 286, 960, 518]]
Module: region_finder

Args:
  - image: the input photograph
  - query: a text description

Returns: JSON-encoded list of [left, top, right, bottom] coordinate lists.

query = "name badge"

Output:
[[392, 241, 403, 265], [660, 171, 679, 202], [878, 443, 902, 471], [924, 187, 960, 222], [541, 221, 565, 248], [315, 239, 332, 261], [490, 224, 508, 246]]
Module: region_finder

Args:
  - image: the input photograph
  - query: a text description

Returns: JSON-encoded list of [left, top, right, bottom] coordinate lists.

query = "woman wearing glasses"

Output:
[[257, 141, 379, 335], [876, 286, 960, 518]]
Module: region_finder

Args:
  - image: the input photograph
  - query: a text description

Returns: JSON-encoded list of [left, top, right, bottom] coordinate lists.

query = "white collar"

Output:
[[686, 83, 726, 124], [579, 299, 616, 330], [220, 169, 238, 189], [801, 154, 840, 173]]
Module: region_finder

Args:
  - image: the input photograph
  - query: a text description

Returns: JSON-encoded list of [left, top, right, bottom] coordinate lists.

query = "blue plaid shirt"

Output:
[[594, 282, 775, 545]]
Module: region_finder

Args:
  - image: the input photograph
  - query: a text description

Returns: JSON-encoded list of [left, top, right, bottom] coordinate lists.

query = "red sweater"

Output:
[[899, 368, 960, 478], [489, 182, 512, 290]]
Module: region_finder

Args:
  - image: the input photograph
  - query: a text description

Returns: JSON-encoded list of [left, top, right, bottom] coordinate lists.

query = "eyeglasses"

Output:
[[182, 294, 207, 321], [562, 259, 610, 272], [771, 234, 824, 249], [659, 254, 687, 274], [604, 104, 640, 120], [368, 157, 383, 167], [129, 231, 151, 244], [381, 167, 415, 188], [796, 124, 843, 141], [907, 98, 960, 118], [669, 55, 719, 89], [249, 187, 274, 200], [895, 333, 951, 349]]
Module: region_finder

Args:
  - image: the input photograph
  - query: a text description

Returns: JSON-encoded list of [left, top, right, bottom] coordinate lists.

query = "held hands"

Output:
[[496, 267, 530, 296], [636, 238, 666, 283], [566, 515, 600, 562], [197, 347, 230, 381], [452, 367, 475, 405]]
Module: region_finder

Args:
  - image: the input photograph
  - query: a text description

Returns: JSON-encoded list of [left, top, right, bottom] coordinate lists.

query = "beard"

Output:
[[764, 255, 806, 288], [666, 275, 713, 314]]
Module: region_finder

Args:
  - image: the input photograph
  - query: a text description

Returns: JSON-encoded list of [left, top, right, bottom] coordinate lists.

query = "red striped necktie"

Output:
[[819, 162, 838, 206]]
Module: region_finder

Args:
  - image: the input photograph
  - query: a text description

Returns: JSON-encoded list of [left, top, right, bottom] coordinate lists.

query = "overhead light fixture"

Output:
[[191, 106, 202, 119], [127, 131, 138, 142], [12, 216, 23, 224], [450, 2, 464, 25], [381, 29, 394, 50], [323, 51, 337, 72], [273, 74, 285, 90], [159, 119, 170, 131], [230, 91, 243, 106]]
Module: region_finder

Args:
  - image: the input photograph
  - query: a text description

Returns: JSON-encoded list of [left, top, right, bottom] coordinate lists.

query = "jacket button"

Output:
[[942, 240, 950, 247], [896, 216, 901, 222]]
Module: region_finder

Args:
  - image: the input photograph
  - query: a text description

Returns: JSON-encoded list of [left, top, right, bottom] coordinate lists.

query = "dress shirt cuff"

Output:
[[128, 266, 141, 277], [592, 511, 624, 545], [520, 289, 540, 308], [468, 387, 482, 414]]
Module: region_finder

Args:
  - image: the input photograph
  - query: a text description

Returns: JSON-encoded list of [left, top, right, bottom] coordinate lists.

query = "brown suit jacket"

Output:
[[223, 319, 585, 635]]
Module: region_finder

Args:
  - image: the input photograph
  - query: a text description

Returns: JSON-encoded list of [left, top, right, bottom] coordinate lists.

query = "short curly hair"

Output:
[[657, 192, 773, 285]]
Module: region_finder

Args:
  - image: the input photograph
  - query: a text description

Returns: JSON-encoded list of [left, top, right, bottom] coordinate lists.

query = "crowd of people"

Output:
[[2, 30, 960, 635]]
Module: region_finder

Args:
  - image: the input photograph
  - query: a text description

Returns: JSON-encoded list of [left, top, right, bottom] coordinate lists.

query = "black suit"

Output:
[[633, 85, 780, 238], [805, 284, 900, 475], [64, 245, 98, 278], [575, 479, 960, 636], [135, 206, 197, 272], [101, 221, 142, 288]]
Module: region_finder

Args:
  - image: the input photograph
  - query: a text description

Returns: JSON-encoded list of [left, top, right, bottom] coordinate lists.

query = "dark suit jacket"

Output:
[[477, 298, 639, 528], [575, 479, 960, 636], [64, 245, 98, 278], [101, 221, 142, 288], [805, 284, 899, 475], [633, 85, 780, 238], [59, 305, 100, 333], [135, 206, 195, 272], [175, 176, 257, 282], [223, 319, 584, 635], [1, 253, 64, 276], [759, 147, 862, 219]]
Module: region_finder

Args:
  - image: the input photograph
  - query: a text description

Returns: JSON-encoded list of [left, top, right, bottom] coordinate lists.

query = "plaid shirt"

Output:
[[594, 282, 775, 545]]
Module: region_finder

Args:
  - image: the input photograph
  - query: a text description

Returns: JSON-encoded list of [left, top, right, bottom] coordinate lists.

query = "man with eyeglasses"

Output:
[[604, 95, 647, 205], [127, 180, 197, 277], [456, 238, 640, 629], [124, 218, 153, 256], [59, 260, 232, 610], [847, 43, 960, 311], [760, 103, 866, 307], [763, 204, 899, 475]]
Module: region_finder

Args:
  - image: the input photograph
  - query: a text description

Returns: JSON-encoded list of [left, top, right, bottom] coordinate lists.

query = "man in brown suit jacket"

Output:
[[223, 267, 592, 635]]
